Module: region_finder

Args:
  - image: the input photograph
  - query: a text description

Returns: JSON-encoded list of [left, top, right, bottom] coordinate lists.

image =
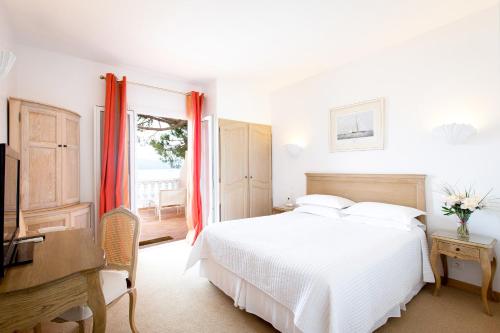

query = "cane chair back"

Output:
[[100, 207, 140, 288]]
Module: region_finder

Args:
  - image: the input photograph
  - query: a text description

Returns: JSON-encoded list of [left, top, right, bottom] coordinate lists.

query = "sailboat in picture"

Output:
[[337, 110, 374, 140], [330, 98, 384, 152]]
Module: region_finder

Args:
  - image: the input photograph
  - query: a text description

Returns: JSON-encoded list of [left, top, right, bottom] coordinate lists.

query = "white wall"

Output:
[[11, 44, 202, 203], [0, 2, 17, 143], [216, 78, 271, 125], [202, 80, 218, 118], [271, 5, 500, 290]]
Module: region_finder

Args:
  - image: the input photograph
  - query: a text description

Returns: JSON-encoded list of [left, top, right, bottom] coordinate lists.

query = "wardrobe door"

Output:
[[61, 113, 80, 205], [219, 120, 249, 221], [21, 105, 61, 210], [248, 124, 272, 217]]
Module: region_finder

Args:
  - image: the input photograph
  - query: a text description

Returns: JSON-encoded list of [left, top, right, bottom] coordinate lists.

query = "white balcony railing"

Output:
[[136, 178, 180, 208]]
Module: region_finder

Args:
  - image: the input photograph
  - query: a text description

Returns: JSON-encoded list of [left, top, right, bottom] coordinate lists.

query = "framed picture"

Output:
[[330, 98, 384, 152]]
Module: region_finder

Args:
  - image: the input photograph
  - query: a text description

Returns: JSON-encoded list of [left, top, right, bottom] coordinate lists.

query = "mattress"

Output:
[[186, 211, 434, 333]]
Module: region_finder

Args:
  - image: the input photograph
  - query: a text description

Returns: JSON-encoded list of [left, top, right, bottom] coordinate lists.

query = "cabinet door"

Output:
[[61, 113, 80, 205], [219, 120, 249, 221], [249, 124, 272, 217], [23, 212, 69, 235], [70, 207, 91, 229], [21, 105, 61, 210]]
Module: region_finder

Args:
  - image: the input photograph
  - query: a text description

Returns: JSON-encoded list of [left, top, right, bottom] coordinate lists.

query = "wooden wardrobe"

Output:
[[219, 119, 272, 221], [8, 98, 92, 233]]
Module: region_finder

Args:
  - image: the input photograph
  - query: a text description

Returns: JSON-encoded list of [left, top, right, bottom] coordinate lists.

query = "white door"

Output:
[[201, 115, 216, 226]]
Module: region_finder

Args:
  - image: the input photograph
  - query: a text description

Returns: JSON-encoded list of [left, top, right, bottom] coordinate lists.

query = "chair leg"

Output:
[[77, 320, 85, 333], [34, 323, 42, 333], [129, 288, 139, 333]]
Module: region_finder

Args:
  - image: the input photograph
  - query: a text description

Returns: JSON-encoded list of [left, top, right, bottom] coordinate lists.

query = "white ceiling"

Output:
[[2, 0, 499, 90]]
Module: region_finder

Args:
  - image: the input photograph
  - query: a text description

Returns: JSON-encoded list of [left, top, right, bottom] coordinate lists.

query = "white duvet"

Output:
[[186, 212, 434, 333]]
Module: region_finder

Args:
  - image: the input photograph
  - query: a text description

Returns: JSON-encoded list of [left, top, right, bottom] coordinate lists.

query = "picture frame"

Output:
[[330, 98, 385, 152]]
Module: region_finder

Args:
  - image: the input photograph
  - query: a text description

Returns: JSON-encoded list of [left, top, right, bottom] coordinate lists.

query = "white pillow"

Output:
[[342, 215, 425, 231], [294, 205, 342, 219], [295, 194, 355, 209], [343, 202, 426, 224]]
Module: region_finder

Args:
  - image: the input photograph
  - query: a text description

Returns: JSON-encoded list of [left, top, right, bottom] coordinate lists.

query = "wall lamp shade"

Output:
[[433, 123, 476, 145], [285, 143, 303, 157], [0, 51, 16, 79]]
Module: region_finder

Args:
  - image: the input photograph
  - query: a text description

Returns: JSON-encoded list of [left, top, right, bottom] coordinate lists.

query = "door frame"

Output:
[[202, 115, 218, 225], [93, 106, 137, 228]]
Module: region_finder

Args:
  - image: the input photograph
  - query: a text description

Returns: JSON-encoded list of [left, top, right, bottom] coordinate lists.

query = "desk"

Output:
[[0, 229, 106, 332]]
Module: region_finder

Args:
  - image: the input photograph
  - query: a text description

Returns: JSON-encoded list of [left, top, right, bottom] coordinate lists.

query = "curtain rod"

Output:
[[99, 75, 189, 96]]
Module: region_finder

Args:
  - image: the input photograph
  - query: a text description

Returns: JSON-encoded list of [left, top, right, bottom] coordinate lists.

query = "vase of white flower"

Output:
[[456, 217, 470, 239], [441, 185, 492, 240]]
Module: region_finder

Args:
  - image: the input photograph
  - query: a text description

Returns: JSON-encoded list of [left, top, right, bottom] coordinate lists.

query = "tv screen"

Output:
[[0, 144, 20, 278]]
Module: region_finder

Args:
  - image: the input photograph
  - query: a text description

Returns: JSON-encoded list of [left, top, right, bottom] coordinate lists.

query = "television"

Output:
[[0, 143, 20, 278]]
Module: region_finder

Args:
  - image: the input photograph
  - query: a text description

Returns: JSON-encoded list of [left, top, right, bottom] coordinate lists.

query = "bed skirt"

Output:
[[199, 259, 425, 333]]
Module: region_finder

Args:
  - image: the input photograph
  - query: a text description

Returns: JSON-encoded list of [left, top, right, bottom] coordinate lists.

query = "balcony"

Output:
[[136, 178, 187, 245]]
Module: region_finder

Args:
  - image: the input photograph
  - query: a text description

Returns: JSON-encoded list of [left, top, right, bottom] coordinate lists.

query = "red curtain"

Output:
[[186, 91, 204, 244], [99, 73, 129, 218]]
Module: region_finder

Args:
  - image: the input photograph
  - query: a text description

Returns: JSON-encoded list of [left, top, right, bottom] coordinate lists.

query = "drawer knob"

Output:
[[456, 248, 460, 251]]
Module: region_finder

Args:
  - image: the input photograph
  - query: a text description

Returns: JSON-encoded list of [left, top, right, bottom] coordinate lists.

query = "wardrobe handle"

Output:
[[244, 176, 248, 179], [63, 145, 68, 148], [58, 144, 62, 147], [250, 176, 253, 179]]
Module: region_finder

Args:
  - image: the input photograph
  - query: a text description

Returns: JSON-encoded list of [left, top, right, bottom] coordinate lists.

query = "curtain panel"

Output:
[[99, 73, 130, 218], [186, 91, 204, 244]]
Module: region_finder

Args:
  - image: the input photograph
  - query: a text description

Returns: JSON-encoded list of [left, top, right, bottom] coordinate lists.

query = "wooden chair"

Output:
[[47, 207, 141, 333]]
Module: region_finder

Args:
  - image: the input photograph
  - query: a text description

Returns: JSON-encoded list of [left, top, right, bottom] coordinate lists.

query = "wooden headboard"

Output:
[[306, 173, 426, 224]]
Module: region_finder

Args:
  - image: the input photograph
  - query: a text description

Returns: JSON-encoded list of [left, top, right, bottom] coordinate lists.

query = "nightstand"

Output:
[[272, 205, 296, 214], [430, 231, 497, 315]]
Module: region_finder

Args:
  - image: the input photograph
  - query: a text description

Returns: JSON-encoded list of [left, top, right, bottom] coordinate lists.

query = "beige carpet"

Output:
[[40, 241, 500, 333]]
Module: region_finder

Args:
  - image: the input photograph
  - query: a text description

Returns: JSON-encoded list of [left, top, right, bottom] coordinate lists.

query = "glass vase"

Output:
[[457, 221, 470, 240]]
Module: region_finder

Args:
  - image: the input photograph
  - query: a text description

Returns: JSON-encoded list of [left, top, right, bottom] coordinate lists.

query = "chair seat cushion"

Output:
[[58, 270, 129, 321]]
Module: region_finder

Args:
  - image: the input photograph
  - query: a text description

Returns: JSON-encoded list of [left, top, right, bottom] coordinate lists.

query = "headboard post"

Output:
[[305, 173, 427, 225]]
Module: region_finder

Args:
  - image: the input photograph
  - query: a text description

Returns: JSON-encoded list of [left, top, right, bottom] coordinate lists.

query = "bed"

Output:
[[186, 173, 434, 333]]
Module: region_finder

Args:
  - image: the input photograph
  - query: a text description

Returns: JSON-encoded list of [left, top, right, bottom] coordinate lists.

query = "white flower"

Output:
[[445, 194, 462, 206], [460, 196, 481, 211]]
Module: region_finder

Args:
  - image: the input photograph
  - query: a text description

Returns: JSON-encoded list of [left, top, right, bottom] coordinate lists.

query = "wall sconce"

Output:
[[433, 123, 477, 145], [0, 51, 16, 79], [285, 143, 303, 157]]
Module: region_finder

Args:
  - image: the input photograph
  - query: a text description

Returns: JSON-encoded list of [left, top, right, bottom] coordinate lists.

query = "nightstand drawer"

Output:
[[438, 241, 479, 260]]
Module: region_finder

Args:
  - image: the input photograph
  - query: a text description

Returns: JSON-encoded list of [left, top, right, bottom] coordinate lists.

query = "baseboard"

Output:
[[438, 276, 500, 300]]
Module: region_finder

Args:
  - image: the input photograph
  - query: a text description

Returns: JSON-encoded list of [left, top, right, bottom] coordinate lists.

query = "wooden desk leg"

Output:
[[430, 240, 441, 296], [479, 250, 492, 316], [490, 257, 498, 302], [87, 271, 106, 333], [441, 254, 448, 286]]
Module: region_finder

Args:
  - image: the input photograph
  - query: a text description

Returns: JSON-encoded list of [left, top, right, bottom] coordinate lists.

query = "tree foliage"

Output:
[[137, 114, 188, 168]]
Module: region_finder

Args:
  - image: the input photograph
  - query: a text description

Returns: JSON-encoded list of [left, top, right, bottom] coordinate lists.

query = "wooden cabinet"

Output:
[[219, 119, 272, 221], [22, 203, 93, 235], [248, 124, 272, 217], [219, 120, 249, 220], [8, 98, 91, 235], [9, 98, 81, 210]]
